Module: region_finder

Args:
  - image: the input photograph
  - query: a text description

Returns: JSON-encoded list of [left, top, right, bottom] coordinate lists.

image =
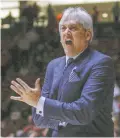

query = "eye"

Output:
[[61, 26, 66, 32], [69, 26, 77, 31]]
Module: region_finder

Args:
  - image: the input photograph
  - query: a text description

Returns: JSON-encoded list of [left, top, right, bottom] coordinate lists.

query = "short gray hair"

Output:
[[59, 7, 93, 42]]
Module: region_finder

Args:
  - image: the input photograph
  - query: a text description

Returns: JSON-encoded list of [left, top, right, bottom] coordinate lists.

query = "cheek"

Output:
[[60, 32, 65, 39], [74, 34, 85, 44]]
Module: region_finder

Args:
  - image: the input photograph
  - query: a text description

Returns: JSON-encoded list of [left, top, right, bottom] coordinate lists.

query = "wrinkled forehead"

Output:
[[61, 20, 81, 27]]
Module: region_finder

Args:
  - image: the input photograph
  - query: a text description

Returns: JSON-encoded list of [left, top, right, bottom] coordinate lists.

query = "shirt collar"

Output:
[[66, 47, 87, 65]]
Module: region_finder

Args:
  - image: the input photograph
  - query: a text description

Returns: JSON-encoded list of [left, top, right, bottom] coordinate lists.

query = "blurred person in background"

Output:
[[1, 49, 11, 81], [112, 2, 120, 23], [113, 81, 120, 136], [21, 2, 40, 31], [15, 115, 47, 137], [92, 6, 99, 24], [3, 12, 14, 27], [10, 7, 115, 137], [47, 4, 58, 32]]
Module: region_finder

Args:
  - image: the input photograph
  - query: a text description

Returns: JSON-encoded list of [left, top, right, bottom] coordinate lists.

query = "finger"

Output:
[[11, 81, 24, 92], [16, 78, 31, 91], [10, 85, 22, 95], [35, 78, 41, 90], [10, 96, 23, 101]]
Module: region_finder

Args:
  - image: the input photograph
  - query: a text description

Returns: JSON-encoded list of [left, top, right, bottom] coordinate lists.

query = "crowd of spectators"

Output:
[[1, 23, 64, 137]]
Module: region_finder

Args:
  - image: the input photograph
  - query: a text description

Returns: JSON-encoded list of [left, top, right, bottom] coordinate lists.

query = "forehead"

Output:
[[61, 20, 82, 27]]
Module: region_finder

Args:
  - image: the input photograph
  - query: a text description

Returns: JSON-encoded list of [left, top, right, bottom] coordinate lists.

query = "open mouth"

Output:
[[65, 40, 72, 45]]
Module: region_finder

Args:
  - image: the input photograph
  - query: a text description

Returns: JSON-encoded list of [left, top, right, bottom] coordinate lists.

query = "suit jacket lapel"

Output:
[[74, 47, 92, 72], [74, 46, 91, 64], [50, 56, 66, 99]]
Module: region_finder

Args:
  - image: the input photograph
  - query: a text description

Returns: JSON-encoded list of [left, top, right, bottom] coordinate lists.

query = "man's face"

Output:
[[60, 20, 91, 57]]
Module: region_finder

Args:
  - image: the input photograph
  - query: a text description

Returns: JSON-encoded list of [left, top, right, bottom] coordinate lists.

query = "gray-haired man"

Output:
[[10, 7, 115, 137]]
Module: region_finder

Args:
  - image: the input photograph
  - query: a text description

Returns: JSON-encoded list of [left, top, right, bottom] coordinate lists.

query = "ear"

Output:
[[85, 30, 92, 42]]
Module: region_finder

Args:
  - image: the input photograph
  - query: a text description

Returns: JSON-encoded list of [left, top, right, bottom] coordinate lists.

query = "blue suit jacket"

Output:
[[32, 47, 115, 137]]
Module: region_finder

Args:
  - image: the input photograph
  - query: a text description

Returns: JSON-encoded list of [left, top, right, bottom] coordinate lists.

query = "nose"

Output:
[[65, 28, 71, 35]]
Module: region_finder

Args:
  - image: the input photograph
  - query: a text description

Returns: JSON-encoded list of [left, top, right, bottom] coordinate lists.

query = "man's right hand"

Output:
[[10, 78, 41, 108]]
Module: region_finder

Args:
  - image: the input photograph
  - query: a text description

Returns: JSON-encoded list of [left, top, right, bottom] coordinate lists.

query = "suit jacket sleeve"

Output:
[[43, 57, 115, 125], [32, 60, 60, 129]]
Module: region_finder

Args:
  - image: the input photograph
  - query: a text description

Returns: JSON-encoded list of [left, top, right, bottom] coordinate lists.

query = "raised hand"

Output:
[[10, 78, 41, 108]]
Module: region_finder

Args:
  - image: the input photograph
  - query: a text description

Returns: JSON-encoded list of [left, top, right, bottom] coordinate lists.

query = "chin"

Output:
[[65, 53, 75, 57], [64, 49, 76, 57]]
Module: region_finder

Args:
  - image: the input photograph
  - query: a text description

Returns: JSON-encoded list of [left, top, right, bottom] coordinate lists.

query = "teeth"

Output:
[[65, 40, 72, 45]]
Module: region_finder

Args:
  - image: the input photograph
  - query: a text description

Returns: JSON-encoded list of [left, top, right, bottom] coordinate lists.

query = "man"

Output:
[[10, 7, 115, 137]]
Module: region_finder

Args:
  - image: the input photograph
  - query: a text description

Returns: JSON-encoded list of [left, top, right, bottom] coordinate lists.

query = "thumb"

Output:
[[35, 78, 41, 90]]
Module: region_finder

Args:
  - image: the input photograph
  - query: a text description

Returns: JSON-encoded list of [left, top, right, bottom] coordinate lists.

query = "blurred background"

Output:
[[1, 0, 120, 137]]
